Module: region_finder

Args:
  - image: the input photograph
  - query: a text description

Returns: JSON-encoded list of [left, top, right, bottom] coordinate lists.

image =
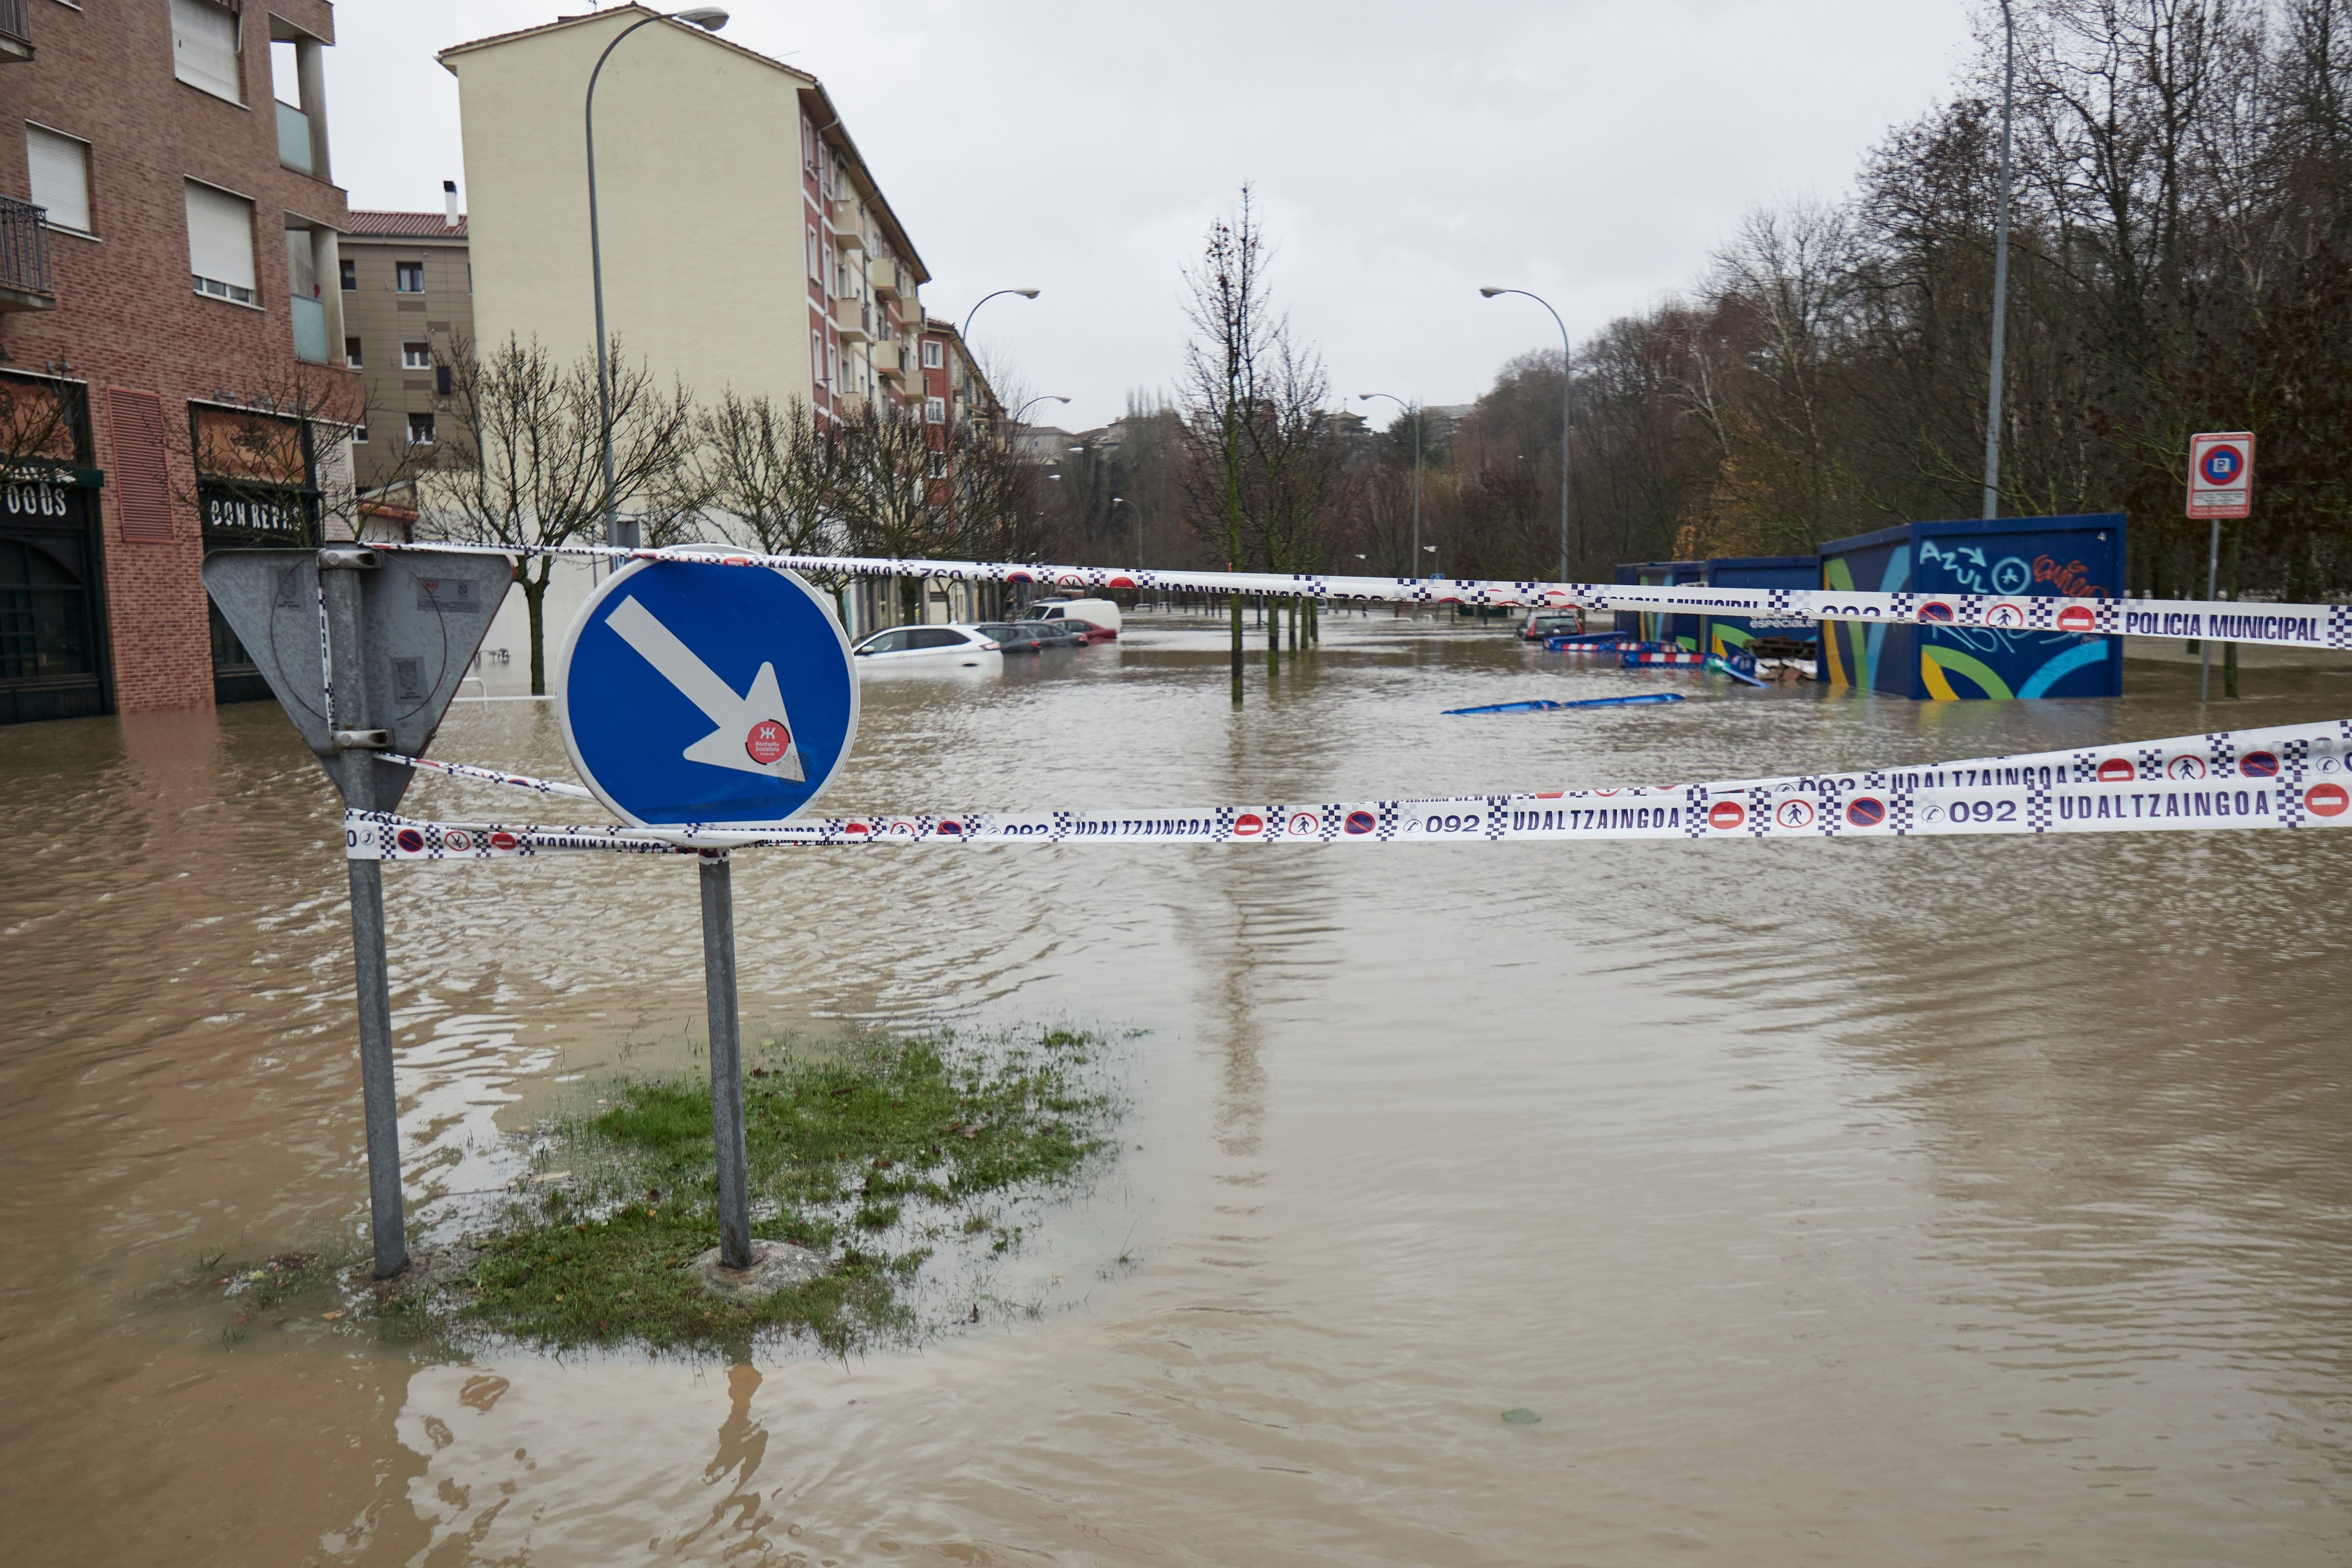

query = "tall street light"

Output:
[[1112, 494, 1146, 572], [1479, 287, 1573, 582], [586, 6, 729, 549], [1008, 393, 1069, 424], [1358, 392, 1422, 578], [1982, 0, 2016, 519], [961, 287, 1041, 347]]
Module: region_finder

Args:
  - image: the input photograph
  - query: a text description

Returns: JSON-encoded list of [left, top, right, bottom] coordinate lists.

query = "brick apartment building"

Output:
[[0, 0, 357, 725], [342, 192, 472, 494]]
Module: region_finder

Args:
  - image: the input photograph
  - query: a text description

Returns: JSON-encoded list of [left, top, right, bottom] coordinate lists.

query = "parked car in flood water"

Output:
[[851, 624, 1004, 669]]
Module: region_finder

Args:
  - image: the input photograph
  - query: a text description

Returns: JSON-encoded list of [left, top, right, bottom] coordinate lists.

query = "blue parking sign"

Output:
[[558, 557, 858, 827]]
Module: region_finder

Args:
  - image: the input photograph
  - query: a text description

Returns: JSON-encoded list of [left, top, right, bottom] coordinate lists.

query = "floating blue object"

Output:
[[1706, 654, 1769, 687], [1443, 692, 1687, 716]]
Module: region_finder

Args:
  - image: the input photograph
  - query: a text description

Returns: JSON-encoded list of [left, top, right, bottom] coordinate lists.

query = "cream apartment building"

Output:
[[437, 6, 930, 433]]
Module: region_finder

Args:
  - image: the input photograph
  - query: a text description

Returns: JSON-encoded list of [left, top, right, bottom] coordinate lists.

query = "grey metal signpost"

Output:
[[319, 547, 408, 1278], [204, 544, 511, 1278], [699, 853, 751, 1268]]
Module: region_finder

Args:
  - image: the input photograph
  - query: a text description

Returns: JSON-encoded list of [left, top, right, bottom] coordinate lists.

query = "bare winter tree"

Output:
[[418, 334, 702, 694], [827, 398, 957, 623], [1180, 185, 1277, 702]]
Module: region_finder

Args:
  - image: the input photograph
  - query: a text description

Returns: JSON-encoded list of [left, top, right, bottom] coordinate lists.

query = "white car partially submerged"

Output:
[[1020, 597, 1123, 633], [851, 623, 1003, 670]]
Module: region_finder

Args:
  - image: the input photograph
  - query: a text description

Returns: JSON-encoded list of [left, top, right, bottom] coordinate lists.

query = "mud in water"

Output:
[[3, 613, 2350, 1565]]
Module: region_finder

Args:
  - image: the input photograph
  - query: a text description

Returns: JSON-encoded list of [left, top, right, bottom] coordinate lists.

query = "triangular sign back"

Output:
[[200, 548, 513, 811]]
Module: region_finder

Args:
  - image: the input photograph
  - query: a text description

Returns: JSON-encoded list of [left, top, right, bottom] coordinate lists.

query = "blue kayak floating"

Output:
[[1443, 692, 1687, 716]]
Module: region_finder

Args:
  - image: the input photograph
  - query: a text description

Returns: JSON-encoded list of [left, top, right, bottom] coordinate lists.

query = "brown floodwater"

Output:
[[4, 613, 2351, 1566]]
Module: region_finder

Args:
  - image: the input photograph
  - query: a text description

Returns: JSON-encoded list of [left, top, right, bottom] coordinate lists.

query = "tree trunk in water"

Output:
[[523, 574, 548, 696], [1229, 594, 1244, 705], [1266, 593, 1279, 673]]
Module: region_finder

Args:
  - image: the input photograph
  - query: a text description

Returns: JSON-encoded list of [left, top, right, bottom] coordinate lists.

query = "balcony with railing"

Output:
[[0, 0, 32, 64], [0, 196, 56, 312], [833, 296, 870, 343], [276, 102, 314, 175]]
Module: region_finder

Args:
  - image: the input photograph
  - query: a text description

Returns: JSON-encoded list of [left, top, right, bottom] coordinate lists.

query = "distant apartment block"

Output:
[[341, 191, 472, 493], [0, 0, 356, 724], [437, 6, 933, 428]]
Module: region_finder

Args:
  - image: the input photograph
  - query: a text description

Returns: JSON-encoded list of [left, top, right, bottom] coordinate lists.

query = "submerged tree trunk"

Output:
[[523, 567, 549, 696], [1230, 589, 1246, 701]]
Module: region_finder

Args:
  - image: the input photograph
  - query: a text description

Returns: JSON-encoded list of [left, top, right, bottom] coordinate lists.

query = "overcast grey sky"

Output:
[[329, 0, 1986, 431]]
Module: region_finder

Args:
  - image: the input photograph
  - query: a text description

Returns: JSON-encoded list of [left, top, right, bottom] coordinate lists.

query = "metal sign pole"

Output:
[[699, 851, 752, 1269], [318, 546, 409, 1279], [2201, 517, 2221, 703]]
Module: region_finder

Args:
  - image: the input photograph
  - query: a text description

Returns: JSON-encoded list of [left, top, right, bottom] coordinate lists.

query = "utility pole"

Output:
[[1982, 0, 2016, 520]]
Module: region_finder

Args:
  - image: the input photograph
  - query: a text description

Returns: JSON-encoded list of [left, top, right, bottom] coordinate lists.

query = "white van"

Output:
[[1019, 597, 1123, 633]]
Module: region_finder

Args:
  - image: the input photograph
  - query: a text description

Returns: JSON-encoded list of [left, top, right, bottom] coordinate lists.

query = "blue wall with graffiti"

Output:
[[1610, 561, 1705, 648], [1818, 515, 2125, 699]]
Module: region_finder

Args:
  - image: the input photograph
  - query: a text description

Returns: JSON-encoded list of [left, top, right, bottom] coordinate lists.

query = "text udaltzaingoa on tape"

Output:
[[347, 718, 2352, 860], [375, 540, 2352, 653]]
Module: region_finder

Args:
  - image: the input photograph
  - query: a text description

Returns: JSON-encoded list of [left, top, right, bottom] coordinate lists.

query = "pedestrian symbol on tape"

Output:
[[558, 556, 858, 827]]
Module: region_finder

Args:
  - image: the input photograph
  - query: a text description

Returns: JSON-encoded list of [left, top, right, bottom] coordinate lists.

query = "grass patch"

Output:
[[365, 1026, 1118, 1356]]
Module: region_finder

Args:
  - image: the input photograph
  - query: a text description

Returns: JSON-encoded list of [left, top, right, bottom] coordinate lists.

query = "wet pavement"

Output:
[[3, 610, 2350, 1565]]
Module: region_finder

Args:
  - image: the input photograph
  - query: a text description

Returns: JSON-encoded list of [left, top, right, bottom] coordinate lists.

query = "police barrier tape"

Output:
[[350, 718, 2352, 860], [373, 540, 2352, 653]]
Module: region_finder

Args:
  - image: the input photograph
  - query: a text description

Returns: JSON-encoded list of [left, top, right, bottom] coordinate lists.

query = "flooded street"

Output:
[[5, 613, 2352, 1566]]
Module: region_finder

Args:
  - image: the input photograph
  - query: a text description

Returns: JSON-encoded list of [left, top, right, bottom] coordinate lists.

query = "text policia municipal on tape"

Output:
[[366, 540, 2352, 655]]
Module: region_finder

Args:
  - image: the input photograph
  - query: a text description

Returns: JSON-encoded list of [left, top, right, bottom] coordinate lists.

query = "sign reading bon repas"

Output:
[[2188, 431, 2254, 519]]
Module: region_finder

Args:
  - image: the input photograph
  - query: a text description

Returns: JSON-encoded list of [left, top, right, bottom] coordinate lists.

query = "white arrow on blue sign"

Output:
[[558, 556, 858, 827]]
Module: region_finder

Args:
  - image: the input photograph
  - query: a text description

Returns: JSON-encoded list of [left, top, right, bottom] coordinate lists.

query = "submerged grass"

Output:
[[366, 1026, 1119, 1356]]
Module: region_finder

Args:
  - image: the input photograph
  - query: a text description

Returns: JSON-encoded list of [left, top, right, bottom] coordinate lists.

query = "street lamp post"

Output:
[[1479, 287, 1573, 582], [1982, 0, 2017, 520], [1111, 493, 1145, 581], [960, 287, 1041, 347], [586, 6, 729, 549], [1358, 392, 1422, 580]]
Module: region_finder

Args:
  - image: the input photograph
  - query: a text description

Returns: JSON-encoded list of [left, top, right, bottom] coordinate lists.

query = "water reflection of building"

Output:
[[0, 0, 356, 725]]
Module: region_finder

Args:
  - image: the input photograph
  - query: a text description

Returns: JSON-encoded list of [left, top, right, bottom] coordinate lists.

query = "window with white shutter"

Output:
[[171, 0, 244, 104], [184, 181, 256, 304], [26, 127, 93, 236]]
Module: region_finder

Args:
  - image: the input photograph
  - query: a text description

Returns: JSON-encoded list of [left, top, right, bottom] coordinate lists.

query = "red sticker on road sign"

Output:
[[745, 720, 791, 766]]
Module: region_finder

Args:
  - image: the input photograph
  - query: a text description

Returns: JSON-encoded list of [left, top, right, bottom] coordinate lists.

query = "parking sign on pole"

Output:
[[2188, 432, 2254, 519]]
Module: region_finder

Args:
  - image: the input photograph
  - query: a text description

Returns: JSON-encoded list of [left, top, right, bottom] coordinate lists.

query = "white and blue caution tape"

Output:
[[348, 719, 2352, 861], [375, 539, 2352, 653]]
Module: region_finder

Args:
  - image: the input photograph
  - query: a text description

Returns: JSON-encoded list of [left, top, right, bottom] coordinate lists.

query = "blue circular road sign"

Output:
[[2200, 445, 2243, 485], [558, 557, 858, 827]]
